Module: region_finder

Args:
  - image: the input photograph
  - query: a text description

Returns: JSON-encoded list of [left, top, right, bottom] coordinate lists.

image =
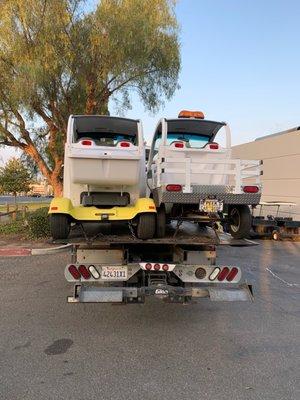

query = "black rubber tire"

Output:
[[156, 205, 166, 238], [50, 214, 71, 240], [228, 205, 251, 239], [136, 213, 156, 240]]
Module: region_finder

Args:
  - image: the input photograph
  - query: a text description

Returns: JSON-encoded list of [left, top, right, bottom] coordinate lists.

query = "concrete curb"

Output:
[[31, 244, 73, 256]]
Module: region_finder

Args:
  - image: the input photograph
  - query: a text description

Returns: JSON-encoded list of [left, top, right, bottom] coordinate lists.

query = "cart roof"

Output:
[[165, 118, 226, 138], [72, 115, 139, 136]]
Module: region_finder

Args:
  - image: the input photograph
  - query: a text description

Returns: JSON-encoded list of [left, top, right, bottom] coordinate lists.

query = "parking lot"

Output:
[[0, 240, 299, 400]]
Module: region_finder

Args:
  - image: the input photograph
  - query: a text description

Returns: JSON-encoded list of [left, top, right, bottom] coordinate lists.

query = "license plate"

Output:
[[101, 266, 127, 280], [199, 199, 223, 213]]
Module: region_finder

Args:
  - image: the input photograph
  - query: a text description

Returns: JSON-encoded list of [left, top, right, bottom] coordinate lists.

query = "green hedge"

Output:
[[27, 207, 50, 238]]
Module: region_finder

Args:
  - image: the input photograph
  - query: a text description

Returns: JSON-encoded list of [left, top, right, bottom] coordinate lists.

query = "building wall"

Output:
[[232, 128, 300, 219]]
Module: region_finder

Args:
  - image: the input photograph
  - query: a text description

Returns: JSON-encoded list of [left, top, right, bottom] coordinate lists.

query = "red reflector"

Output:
[[166, 184, 182, 192], [51, 206, 58, 211], [154, 263, 160, 271], [145, 263, 152, 270], [120, 141, 130, 147], [174, 142, 184, 148], [209, 143, 219, 150], [162, 264, 169, 271], [81, 140, 92, 146], [68, 265, 81, 280], [217, 267, 230, 281], [226, 267, 239, 282], [243, 186, 259, 193], [78, 265, 91, 279]]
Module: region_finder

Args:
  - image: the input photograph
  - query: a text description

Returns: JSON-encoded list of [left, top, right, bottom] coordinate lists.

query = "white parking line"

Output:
[[266, 267, 299, 287]]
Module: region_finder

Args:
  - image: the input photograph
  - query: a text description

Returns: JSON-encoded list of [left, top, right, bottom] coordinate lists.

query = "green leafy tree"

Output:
[[0, 0, 180, 195], [0, 158, 31, 203]]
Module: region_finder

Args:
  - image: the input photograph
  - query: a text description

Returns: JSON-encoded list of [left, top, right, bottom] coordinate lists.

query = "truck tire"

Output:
[[136, 213, 156, 240], [228, 205, 251, 239], [156, 205, 166, 238], [50, 214, 71, 240]]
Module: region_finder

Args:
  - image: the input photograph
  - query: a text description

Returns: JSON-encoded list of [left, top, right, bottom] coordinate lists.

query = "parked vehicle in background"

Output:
[[147, 110, 262, 239]]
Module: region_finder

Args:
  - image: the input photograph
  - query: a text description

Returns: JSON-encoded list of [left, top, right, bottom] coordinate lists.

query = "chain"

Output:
[[128, 221, 137, 239]]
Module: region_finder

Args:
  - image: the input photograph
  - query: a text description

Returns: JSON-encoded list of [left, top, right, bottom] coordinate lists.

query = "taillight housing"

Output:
[[78, 265, 91, 279], [145, 263, 152, 271], [68, 265, 81, 280], [226, 267, 239, 282], [162, 264, 169, 271], [173, 141, 184, 148], [166, 184, 182, 192], [119, 141, 131, 148], [217, 267, 230, 281], [153, 263, 160, 271], [243, 186, 259, 193]]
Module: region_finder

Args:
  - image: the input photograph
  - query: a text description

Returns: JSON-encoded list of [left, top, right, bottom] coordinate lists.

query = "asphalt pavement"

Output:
[[0, 240, 299, 400]]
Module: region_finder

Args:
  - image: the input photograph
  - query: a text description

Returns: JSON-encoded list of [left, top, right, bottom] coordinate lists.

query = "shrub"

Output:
[[27, 207, 50, 238], [0, 219, 26, 235]]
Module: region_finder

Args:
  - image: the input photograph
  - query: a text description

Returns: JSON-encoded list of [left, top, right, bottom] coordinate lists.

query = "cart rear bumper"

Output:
[[68, 283, 253, 304]]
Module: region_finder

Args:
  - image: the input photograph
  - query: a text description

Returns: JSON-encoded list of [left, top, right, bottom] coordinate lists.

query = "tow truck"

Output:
[[60, 223, 254, 304]]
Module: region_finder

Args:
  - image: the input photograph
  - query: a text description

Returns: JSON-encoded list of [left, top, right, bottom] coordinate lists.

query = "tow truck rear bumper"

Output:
[[67, 283, 253, 304]]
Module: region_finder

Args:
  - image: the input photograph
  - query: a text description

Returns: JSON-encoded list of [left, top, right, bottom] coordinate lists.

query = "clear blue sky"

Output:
[[1, 0, 299, 164]]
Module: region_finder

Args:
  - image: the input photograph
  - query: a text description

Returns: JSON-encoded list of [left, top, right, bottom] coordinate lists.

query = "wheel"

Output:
[[156, 205, 166, 238], [228, 205, 251, 239], [136, 213, 156, 239], [272, 230, 280, 241], [50, 214, 71, 240]]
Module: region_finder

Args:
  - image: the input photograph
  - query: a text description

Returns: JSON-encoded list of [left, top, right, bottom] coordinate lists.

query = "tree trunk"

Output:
[[49, 175, 63, 197]]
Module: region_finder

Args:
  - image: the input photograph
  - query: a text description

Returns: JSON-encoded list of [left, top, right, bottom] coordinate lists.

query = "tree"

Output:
[[0, 0, 180, 196], [0, 158, 31, 203]]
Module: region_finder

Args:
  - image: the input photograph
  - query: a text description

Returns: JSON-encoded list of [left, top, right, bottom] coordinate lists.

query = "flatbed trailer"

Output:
[[60, 223, 255, 304]]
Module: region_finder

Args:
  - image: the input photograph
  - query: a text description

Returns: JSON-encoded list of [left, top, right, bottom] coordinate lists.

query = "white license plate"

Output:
[[101, 266, 127, 280], [199, 199, 223, 213]]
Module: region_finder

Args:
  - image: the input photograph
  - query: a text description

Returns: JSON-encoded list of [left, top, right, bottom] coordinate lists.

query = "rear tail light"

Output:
[[154, 263, 160, 271], [88, 265, 100, 279], [195, 267, 206, 279], [162, 264, 169, 271], [226, 267, 238, 282], [81, 140, 93, 146], [68, 265, 81, 280], [209, 267, 221, 281], [166, 184, 182, 192], [78, 265, 91, 279], [217, 267, 230, 281], [243, 185, 259, 193], [208, 142, 219, 150], [145, 263, 152, 270], [119, 141, 130, 147], [173, 141, 184, 148]]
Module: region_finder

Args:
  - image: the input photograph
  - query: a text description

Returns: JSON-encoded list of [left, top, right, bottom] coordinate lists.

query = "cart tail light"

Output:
[[217, 267, 230, 281], [226, 267, 238, 282], [208, 142, 219, 150], [173, 141, 184, 148], [81, 140, 93, 146], [78, 265, 91, 279], [119, 141, 131, 147], [166, 184, 182, 192], [68, 265, 81, 280], [243, 185, 259, 193]]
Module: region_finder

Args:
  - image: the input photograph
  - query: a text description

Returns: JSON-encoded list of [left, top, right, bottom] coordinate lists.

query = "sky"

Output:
[[1, 0, 300, 164]]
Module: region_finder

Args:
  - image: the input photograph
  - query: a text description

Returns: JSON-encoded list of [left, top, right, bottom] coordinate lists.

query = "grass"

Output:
[[0, 219, 27, 235]]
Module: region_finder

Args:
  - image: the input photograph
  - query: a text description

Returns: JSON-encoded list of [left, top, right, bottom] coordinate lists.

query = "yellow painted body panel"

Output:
[[48, 197, 156, 221]]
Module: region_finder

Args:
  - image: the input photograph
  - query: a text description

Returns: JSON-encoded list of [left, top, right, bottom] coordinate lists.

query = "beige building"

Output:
[[232, 127, 300, 220]]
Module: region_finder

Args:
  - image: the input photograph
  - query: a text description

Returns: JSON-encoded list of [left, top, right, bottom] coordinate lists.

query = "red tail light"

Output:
[[209, 142, 219, 150], [166, 184, 182, 192], [162, 264, 169, 271], [243, 185, 259, 193], [217, 267, 230, 281], [81, 140, 93, 146], [68, 265, 81, 280], [78, 265, 91, 279], [145, 263, 152, 270], [226, 267, 239, 282], [173, 141, 184, 148], [154, 263, 160, 271], [120, 141, 130, 147]]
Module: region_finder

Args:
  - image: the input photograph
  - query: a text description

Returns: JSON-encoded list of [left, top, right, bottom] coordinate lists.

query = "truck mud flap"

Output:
[[208, 284, 253, 302]]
